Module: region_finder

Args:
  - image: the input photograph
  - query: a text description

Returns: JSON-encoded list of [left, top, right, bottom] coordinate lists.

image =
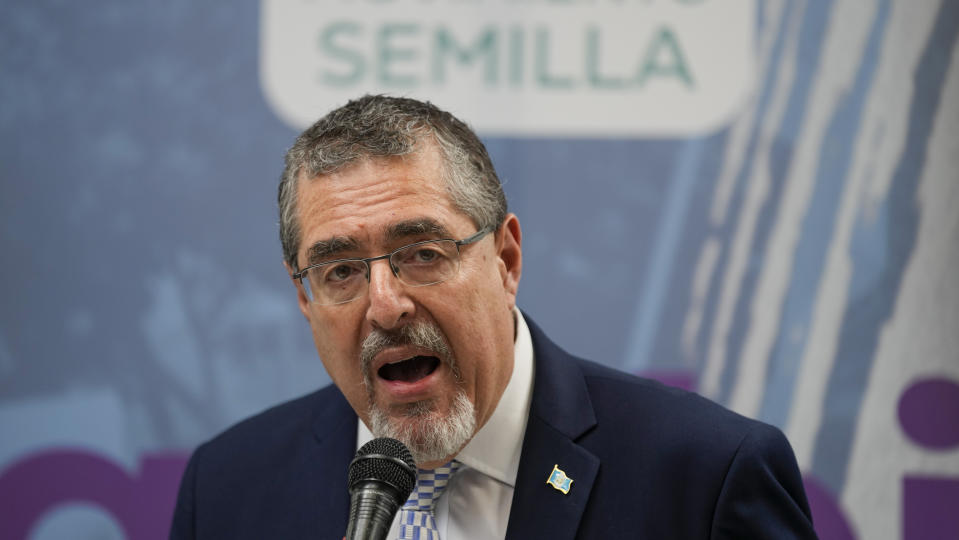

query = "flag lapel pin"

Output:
[[546, 464, 573, 494]]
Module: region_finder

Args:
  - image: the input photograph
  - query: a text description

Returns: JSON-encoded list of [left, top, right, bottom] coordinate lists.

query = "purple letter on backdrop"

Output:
[[903, 477, 959, 539], [0, 449, 187, 540], [898, 378, 959, 449], [899, 377, 959, 539], [803, 475, 856, 540]]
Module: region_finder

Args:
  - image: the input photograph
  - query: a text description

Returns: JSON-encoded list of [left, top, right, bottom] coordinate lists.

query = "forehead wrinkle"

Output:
[[307, 236, 359, 265]]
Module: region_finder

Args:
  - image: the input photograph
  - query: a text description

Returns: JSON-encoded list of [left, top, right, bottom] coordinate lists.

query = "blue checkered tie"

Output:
[[397, 461, 461, 540]]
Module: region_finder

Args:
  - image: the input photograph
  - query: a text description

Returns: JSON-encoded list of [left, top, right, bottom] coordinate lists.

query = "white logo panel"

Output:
[[260, 0, 756, 136]]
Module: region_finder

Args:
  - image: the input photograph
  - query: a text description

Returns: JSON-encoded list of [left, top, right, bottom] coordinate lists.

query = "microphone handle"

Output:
[[345, 480, 403, 540]]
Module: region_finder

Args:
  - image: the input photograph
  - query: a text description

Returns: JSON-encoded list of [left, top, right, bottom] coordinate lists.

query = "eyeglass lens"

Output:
[[303, 239, 461, 305]]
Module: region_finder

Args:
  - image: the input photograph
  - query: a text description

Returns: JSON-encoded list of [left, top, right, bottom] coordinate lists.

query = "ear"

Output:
[[495, 213, 523, 310], [284, 260, 312, 321]]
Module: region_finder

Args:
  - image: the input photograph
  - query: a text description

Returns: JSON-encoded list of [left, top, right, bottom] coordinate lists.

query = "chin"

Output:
[[369, 391, 476, 466]]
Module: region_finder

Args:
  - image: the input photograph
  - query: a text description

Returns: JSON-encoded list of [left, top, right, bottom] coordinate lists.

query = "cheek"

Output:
[[446, 279, 508, 364], [309, 313, 360, 380]]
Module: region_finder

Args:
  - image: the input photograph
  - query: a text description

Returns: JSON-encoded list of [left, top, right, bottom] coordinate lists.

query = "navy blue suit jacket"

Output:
[[170, 318, 816, 539]]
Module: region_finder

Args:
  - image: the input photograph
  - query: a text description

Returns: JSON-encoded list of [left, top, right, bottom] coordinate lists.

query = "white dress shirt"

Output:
[[357, 309, 535, 539]]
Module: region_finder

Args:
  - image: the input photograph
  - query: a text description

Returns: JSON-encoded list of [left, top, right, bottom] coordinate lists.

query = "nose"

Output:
[[365, 258, 415, 330]]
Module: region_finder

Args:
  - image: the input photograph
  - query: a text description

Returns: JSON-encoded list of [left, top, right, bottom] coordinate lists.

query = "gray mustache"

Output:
[[360, 321, 455, 378]]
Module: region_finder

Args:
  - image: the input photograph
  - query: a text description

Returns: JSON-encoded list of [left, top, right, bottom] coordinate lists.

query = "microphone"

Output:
[[346, 437, 417, 540]]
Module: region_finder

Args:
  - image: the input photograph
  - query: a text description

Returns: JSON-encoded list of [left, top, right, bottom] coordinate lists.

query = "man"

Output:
[[170, 95, 817, 539]]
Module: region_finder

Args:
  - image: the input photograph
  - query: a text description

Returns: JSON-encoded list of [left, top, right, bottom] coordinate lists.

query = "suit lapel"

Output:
[[505, 317, 600, 540]]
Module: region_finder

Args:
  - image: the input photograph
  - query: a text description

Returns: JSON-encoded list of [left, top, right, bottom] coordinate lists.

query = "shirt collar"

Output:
[[357, 308, 535, 487]]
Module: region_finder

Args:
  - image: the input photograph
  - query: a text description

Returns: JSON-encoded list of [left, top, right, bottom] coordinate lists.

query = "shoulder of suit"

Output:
[[194, 384, 343, 462], [573, 356, 777, 449]]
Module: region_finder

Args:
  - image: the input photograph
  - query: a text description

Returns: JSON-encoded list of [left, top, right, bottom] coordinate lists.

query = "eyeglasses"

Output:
[[292, 227, 493, 305]]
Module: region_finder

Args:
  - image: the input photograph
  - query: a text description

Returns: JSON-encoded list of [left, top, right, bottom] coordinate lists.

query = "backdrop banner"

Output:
[[1, 1, 957, 539]]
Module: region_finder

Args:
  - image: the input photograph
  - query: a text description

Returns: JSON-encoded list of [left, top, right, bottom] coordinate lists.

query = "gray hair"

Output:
[[278, 95, 507, 268]]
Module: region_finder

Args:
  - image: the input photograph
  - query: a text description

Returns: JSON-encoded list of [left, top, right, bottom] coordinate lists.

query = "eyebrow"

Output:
[[386, 218, 452, 242], [306, 236, 359, 265], [304, 218, 453, 266]]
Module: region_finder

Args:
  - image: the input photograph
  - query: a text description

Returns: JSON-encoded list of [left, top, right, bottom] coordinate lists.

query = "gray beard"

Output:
[[368, 390, 476, 465], [360, 320, 477, 465]]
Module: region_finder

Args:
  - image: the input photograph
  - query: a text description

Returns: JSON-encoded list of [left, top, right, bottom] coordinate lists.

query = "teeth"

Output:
[[386, 357, 415, 366]]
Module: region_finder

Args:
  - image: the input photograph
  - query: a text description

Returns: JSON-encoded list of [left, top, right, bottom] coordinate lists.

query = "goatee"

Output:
[[360, 321, 476, 464]]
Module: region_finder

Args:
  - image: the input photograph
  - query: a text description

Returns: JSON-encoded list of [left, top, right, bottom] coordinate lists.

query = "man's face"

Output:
[[288, 142, 522, 467]]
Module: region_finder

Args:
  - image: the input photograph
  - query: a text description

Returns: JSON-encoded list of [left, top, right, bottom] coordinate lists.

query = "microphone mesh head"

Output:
[[348, 437, 416, 497]]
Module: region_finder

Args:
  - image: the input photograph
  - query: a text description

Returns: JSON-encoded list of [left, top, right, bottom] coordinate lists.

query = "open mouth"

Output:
[[377, 355, 441, 384]]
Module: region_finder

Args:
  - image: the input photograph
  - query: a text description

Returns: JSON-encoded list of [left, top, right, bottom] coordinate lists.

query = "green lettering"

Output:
[[319, 21, 365, 86], [636, 26, 694, 88], [432, 27, 498, 85], [378, 24, 420, 87], [508, 26, 524, 86], [535, 28, 574, 89], [586, 26, 626, 89]]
